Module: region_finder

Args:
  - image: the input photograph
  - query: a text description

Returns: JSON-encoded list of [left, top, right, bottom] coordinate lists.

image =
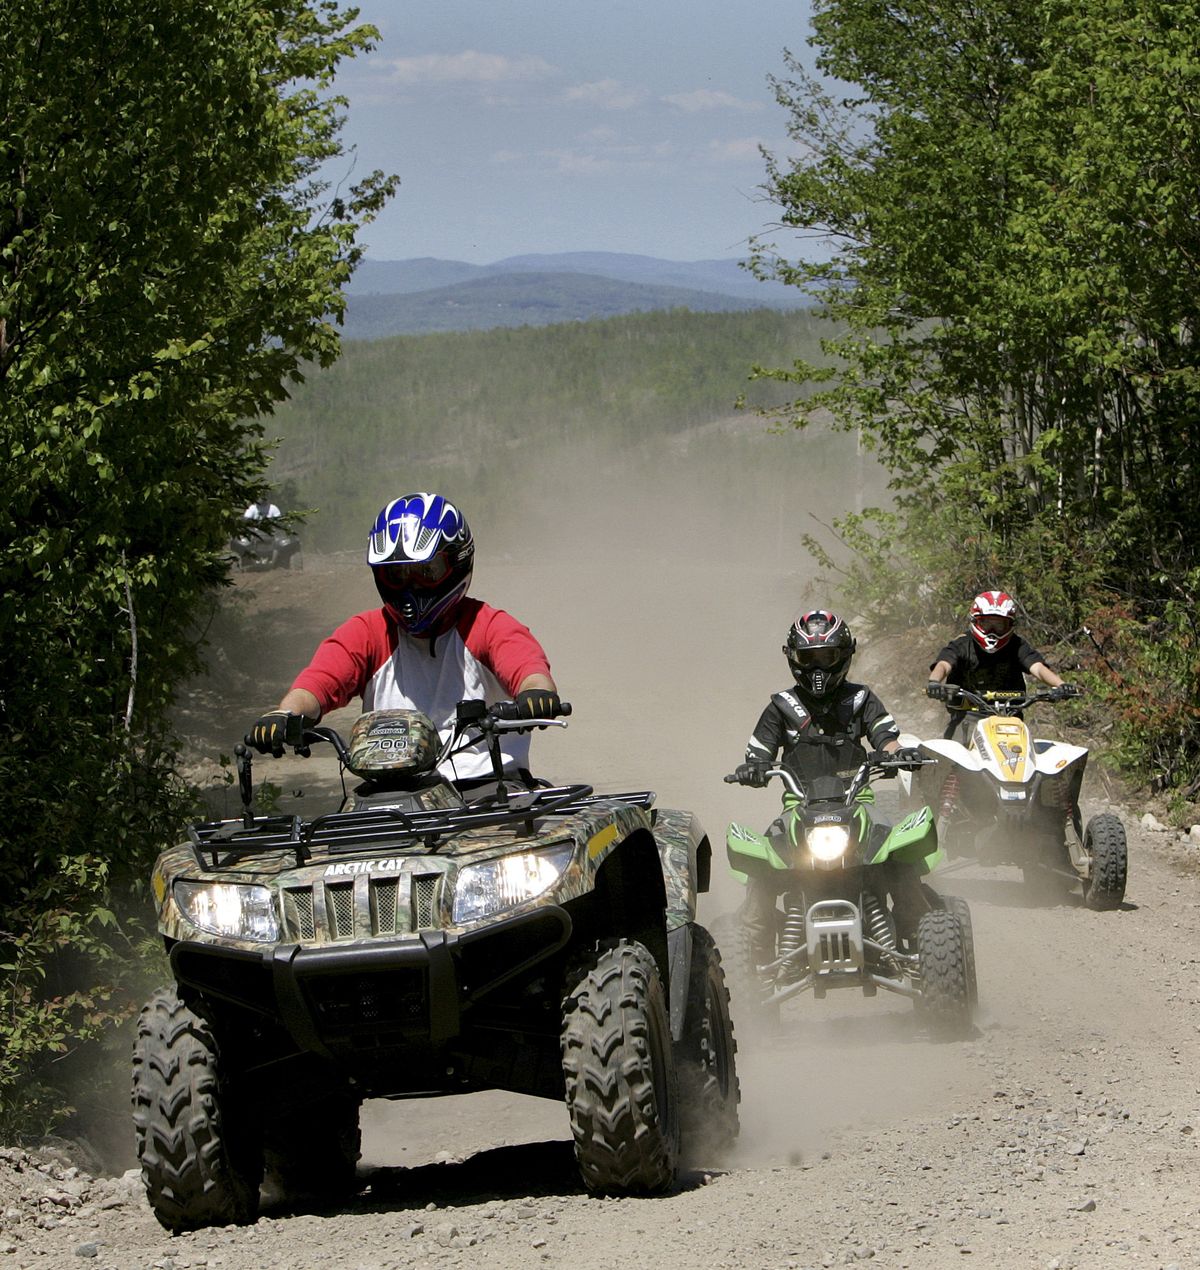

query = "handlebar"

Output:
[[246, 697, 573, 760], [939, 684, 1080, 714], [724, 752, 937, 801]]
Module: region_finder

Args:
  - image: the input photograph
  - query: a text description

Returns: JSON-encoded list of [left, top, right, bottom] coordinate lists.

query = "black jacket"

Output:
[[745, 681, 900, 784], [932, 633, 1044, 694]]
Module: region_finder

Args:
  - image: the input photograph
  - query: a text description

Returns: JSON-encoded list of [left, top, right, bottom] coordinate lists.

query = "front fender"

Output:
[[653, 807, 710, 929], [726, 821, 789, 884], [871, 805, 944, 874]]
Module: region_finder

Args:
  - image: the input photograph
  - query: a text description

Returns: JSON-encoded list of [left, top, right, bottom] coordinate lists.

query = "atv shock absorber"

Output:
[[779, 896, 806, 959], [939, 770, 960, 819], [863, 893, 896, 951]]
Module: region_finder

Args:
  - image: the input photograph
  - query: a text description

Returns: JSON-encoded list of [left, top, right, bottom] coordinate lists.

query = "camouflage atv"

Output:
[[132, 699, 739, 1231]]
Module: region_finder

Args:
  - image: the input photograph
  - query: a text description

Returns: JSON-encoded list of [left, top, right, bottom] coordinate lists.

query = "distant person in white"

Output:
[[244, 498, 281, 521]]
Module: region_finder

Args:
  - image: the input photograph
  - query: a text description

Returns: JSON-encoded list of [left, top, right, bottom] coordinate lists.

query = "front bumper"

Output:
[[170, 904, 572, 1062]]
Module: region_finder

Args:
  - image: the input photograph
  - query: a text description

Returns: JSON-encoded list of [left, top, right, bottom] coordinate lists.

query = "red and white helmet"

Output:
[[969, 591, 1017, 653]]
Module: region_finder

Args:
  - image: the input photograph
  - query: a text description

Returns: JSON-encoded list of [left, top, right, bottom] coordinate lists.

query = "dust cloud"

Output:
[[185, 417, 967, 1172]]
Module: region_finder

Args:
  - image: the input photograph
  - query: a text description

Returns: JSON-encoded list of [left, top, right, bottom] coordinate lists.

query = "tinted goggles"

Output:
[[788, 646, 843, 669], [976, 616, 1013, 635], [375, 559, 451, 596]]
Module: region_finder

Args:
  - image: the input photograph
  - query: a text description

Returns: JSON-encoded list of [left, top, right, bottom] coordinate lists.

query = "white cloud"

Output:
[[381, 50, 557, 86], [663, 89, 763, 114], [563, 79, 649, 110], [491, 139, 675, 174], [707, 137, 768, 163]]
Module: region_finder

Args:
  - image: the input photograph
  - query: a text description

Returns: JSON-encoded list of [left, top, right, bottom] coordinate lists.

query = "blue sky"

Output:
[[331, 0, 818, 264]]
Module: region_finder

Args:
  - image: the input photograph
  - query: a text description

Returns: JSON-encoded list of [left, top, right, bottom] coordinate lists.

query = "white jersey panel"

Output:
[[361, 628, 531, 781]]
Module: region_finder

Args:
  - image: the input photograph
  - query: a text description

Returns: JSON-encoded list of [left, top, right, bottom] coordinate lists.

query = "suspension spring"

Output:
[[779, 899, 806, 957], [939, 770, 960, 818], [863, 893, 895, 951]]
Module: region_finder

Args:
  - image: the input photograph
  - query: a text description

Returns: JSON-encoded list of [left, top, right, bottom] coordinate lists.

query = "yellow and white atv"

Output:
[[901, 687, 1127, 909]]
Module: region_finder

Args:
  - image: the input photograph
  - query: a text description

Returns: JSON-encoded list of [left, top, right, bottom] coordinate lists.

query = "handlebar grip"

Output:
[[558, 701, 573, 717], [723, 773, 739, 783]]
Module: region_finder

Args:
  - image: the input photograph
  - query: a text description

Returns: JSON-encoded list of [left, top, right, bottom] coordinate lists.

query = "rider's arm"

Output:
[[288, 610, 392, 716], [928, 659, 953, 684], [745, 700, 784, 764], [275, 687, 322, 722], [1015, 634, 1063, 688], [517, 671, 557, 693], [458, 601, 554, 695], [1028, 661, 1064, 688]]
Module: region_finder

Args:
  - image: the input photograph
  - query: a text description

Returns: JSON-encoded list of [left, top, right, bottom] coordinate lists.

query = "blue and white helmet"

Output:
[[367, 493, 474, 635]]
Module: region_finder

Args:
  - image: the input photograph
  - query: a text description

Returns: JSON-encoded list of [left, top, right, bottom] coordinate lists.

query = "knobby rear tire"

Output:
[[561, 939, 680, 1194], [1084, 813, 1128, 910], [941, 895, 979, 1007], [132, 987, 262, 1232], [917, 910, 973, 1038], [675, 925, 740, 1164]]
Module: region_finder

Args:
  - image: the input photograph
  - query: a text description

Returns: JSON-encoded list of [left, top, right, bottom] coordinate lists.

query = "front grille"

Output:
[[283, 887, 316, 940], [818, 930, 854, 968], [372, 877, 399, 935], [412, 875, 439, 929], [282, 871, 444, 942], [326, 881, 356, 939]]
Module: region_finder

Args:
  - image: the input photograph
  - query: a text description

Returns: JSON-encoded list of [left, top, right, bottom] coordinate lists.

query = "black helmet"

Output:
[[366, 492, 475, 635], [784, 609, 856, 700]]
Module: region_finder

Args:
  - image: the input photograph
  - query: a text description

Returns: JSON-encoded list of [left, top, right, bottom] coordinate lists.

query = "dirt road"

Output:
[[5, 494, 1200, 1269]]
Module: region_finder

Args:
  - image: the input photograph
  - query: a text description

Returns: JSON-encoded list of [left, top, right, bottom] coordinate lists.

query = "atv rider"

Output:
[[247, 492, 560, 787], [732, 610, 927, 964], [243, 495, 282, 521], [926, 591, 1070, 739]]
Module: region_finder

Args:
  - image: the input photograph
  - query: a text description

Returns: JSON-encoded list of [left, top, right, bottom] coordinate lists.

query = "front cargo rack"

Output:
[[188, 786, 656, 869]]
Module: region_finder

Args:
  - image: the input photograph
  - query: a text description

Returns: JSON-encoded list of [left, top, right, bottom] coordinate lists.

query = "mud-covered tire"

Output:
[[132, 987, 262, 1232], [916, 910, 973, 1038], [1083, 813, 1128, 910], [263, 1094, 361, 1203], [941, 895, 978, 1007], [561, 940, 680, 1194], [674, 925, 740, 1163]]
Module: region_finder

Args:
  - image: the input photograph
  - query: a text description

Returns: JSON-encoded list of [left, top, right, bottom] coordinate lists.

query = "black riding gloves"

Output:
[[248, 710, 305, 756], [1051, 683, 1082, 700], [515, 688, 563, 720], [894, 746, 925, 769], [734, 761, 770, 787], [926, 680, 947, 701]]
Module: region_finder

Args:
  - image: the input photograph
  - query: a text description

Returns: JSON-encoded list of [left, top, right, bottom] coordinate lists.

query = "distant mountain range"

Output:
[[341, 252, 805, 339]]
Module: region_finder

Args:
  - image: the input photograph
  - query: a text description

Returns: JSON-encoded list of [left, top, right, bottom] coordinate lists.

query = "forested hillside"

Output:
[[341, 273, 795, 339], [267, 308, 846, 551]]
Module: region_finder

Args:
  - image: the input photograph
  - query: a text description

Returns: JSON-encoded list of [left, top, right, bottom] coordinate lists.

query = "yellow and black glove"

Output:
[[514, 688, 563, 721], [247, 710, 305, 756]]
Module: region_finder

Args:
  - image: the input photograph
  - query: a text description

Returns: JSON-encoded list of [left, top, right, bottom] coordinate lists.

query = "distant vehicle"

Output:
[[907, 686, 1127, 908], [229, 523, 302, 571]]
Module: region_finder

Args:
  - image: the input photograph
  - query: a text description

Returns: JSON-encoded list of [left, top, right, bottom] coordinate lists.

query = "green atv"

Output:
[[132, 700, 739, 1231], [718, 753, 976, 1035]]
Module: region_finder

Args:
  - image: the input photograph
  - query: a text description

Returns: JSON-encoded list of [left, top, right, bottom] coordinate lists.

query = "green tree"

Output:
[[0, 0, 394, 1132], [756, 0, 1200, 790]]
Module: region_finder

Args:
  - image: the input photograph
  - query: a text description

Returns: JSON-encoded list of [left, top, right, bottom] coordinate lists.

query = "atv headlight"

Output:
[[806, 825, 852, 863], [452, 844, 575, 925], [173, 881, 279, 942]]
